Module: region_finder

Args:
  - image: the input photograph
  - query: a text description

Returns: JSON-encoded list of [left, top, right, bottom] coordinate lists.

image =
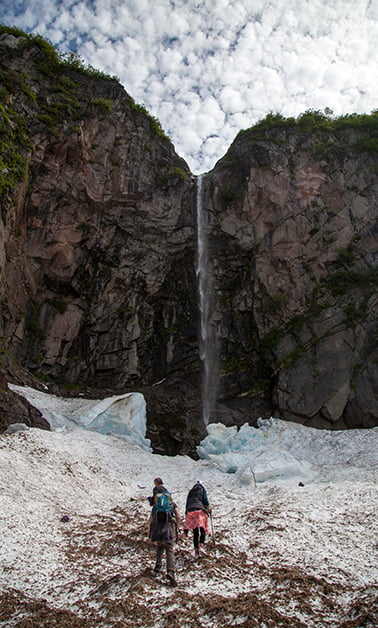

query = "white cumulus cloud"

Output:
[[0, 0, 377, 173]]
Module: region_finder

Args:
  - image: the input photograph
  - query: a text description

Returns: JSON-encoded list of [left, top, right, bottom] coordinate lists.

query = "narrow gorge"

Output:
[[0, 27, 377, 455]]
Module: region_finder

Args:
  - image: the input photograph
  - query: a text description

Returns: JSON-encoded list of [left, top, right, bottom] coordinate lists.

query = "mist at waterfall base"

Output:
[[2, 384, 377, 625]]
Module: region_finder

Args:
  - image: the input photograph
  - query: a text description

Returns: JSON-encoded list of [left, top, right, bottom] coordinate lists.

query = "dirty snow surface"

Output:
[[1, 414, 377, 626]]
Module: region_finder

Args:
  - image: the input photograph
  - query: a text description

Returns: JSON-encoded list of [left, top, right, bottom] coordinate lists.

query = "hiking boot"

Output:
[[167, 572, 177, 587], [194, 548, 200, 560], [153, 565, 161, 576]]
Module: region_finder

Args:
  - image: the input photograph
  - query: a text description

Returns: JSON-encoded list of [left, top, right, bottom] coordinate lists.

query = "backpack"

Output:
[[152, 492, 174, 522]]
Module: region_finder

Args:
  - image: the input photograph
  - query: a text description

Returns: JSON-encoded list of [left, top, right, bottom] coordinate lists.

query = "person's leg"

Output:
[[165, 541, 177, 585], [165, 541, 175, 574], [199, 527, 206, 546], [193, 527, 200, 558], [193, 527, 200, 549], [154, 541, 164, 573]]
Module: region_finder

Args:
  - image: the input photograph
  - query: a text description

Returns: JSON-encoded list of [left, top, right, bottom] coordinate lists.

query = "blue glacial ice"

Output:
[[197, 420, 314, 483], [196, 417, 378, 484], [8, 384, 151, 451]]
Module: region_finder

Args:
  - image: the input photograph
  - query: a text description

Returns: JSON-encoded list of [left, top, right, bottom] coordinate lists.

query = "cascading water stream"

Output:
[[196, 174, 218, 426]]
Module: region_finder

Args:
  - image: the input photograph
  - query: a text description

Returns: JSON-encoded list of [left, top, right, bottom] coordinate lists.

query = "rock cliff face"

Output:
[[203, 119, 377, 430], [0, 31, 200, 453], [0, 30, 377, 453]]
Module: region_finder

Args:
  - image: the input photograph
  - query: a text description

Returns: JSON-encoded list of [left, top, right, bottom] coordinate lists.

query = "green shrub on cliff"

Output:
[[0, 25, 119, 81], [354, 137, 378, 152], [129, 97, 170, 141], [0, 103, 30, 198], [333, 111, 378, 132], [89, 98, 113, 115], [1, 25, 171, 142], [326, 267, 378, 296], [241, 109, 378, 152], [296, 110, 334, 131], [251, 112, 296, 130], [157, 166, 188, 187], [219, 184, 240, 208]]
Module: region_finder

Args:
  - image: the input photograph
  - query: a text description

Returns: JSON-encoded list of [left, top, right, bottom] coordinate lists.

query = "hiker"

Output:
[[183, 480, 211, 558], [148, 479, 180, 586], [148, 477, 168, 506]]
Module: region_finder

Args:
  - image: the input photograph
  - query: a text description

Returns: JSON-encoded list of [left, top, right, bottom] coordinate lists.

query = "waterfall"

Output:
[[196, 174, 218, 425]]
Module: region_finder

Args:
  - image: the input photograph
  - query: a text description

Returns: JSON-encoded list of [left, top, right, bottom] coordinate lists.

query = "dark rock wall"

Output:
[[204, 123, 377, 429], [0, 33, 197, 395]]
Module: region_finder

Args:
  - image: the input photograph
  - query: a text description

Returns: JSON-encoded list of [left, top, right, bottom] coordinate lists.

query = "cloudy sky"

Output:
[[1, 0, 377, 173]]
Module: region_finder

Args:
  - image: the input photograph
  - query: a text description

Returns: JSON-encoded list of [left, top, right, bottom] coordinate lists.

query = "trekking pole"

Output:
[[209, 510, 215, 546]]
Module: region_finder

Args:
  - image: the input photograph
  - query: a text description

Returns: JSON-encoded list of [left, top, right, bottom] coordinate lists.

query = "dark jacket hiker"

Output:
[[185, 481, 209, 512], [184, 480, 211, 559]]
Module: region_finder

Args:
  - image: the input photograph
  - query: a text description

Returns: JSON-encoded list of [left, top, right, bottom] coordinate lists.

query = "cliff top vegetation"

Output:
[[0, 23, 119, 81], [238, 109, 378, 152], [0, 24, 169, 140]]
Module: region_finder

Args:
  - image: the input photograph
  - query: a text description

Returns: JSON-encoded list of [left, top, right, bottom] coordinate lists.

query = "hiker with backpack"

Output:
[[148, 478, 180, 586], [183, 480, 211, 559], [148, 477, 168, 506]]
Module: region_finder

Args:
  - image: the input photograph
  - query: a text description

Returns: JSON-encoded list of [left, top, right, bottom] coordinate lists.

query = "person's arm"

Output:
[[152, 486, 159, 504], [174, 505, 181, 525], [202, 488, 209, 508], [147, 514, 152, 539]]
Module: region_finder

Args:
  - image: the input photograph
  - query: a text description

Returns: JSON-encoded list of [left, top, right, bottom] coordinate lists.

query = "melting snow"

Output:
[[1, 385, 377, 627]]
